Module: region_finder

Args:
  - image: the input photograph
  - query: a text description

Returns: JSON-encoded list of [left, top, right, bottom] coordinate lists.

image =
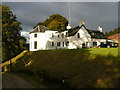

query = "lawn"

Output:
[[89, 48, 119, 56], [10, 48, 119, 88]]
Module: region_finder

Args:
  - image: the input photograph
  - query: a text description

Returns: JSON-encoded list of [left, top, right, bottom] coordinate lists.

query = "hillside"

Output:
[[11, 48, 119, 88]]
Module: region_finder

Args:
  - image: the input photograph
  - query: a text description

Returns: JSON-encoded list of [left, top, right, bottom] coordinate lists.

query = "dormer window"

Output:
[[77, 33, 80, 38], [34, 34, 37, 37]]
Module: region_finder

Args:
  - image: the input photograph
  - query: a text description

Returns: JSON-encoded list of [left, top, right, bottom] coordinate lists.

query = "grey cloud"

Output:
[[3, 2, 118, 33], [2, 0, 120, 2]]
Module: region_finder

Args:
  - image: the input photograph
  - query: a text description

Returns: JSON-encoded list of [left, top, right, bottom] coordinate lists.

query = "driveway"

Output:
[[2, 73, 34, 88]]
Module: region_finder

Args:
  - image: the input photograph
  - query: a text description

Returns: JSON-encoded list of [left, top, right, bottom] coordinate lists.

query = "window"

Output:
[[82, 43, 85, 48], [34, 41, 37, 49], [62, 34, 64, 38], [52, 33, 54, 37], [92, 33, 95, 35], [66, 41, 69, 46], [34, 34, 37, 37], [31, 42, 32, 49], [86, 42, 88, 47], [58, 35, 60, 38], [52, 42, 54, 46], [63, 42, 64, 47], [66, 32, 68, 37], [93, 42, 97, 46], [101, 42, 104, 45], [77, 33, 80, 38], [57, 42, 60, 46]]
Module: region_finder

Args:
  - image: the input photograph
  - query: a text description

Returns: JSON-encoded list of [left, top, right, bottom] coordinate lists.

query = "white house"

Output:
[[29, 20, 107, 51]]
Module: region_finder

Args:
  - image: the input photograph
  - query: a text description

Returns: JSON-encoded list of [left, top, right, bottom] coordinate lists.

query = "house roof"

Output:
[[107, 34, 120, 43], [68, 25, 107, 39], [29, 25, 49, 34]]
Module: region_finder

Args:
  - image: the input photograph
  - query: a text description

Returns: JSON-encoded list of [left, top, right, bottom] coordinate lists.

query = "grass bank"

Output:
[[11, 48, 119, 88]]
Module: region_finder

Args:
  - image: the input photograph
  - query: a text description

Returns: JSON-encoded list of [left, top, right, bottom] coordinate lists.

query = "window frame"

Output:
[[77, 33, 80, 38], [34, 34, 37, 38], [52, 42, 54, 46], [62, 34, 64, 38], [34, 41, 37, 49], [57, 42, 60, 46], [52, 33, 54, 37], [63, 42, 64, 47], [66, 41, 69, 46], [66, 32, 68, 37], [93, 42, 97, 46]]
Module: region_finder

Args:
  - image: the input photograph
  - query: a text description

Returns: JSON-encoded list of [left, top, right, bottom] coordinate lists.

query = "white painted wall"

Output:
[[29, 26, 107, 51], [30, 32, 46, 51], [29, 30, 68, 51], [67, 26, 92, 49]]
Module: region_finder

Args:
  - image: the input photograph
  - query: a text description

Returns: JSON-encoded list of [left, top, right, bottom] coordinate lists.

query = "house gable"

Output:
[[29, 25, 49, 34], [68, 25, 107, 39]]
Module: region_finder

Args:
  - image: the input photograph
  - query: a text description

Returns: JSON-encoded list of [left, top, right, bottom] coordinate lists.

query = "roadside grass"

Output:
[[10, 48, 119, 88]]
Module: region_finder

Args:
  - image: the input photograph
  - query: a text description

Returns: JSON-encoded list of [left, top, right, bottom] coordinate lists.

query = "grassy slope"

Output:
[[89, 48, 118, 56], [12, 48, 119, 88]]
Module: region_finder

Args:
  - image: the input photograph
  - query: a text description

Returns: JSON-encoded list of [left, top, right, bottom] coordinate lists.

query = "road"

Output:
[[2, 73, 34, 88]]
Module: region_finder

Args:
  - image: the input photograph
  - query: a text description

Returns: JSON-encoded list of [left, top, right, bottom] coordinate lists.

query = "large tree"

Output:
[[34, 14, 68, 31], [2, 5, 26, 62]]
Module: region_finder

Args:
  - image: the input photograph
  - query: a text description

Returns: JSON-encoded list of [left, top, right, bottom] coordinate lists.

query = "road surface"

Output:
[[2, 73, 34, 88]]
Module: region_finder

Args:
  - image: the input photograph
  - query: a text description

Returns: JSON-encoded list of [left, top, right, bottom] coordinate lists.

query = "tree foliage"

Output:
[[105, 27, 120, 36], [34, 14, 68, 31], [2, 5, 26, 62]]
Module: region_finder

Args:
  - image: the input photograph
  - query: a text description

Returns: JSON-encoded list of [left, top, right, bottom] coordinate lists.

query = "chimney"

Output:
[[98, 26, 103, 32], [79, 19, 85, 27], [67, 24, 72, 30]]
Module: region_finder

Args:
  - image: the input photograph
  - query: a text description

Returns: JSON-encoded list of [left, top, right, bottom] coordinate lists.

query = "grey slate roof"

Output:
[[29, 25, 49, 34], [30, 25, 107, 39], [68, 25, 107, 39], [68, 26, 80, 36]]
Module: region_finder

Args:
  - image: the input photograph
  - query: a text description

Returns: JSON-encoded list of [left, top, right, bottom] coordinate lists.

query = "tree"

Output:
[[2, 5, 26, 62], [34, 14, 68, 31], [105, 27, 120, 36]]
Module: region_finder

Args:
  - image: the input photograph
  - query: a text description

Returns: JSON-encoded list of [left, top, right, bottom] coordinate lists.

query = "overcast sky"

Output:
[[3, 2, 118, 42]]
